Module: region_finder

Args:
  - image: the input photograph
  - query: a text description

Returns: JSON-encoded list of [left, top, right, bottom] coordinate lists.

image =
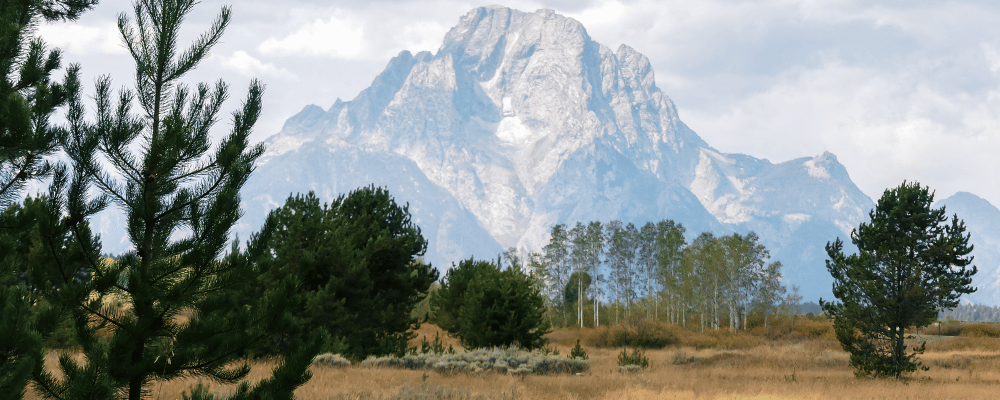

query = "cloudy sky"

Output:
[[38, 0, 1000, 208]]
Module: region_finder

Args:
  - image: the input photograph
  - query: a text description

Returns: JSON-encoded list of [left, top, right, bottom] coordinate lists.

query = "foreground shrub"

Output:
[[361, 345, 588, 375], [312, 353, 351, 368], [793, 317, 834, 339], [589, 320, 680, 348], [617, 348, 649, 368], [411, 332, 456, 356], [569, 339, 588, 360], [672, 350, 699, 365], [182, 381, 215, 400]]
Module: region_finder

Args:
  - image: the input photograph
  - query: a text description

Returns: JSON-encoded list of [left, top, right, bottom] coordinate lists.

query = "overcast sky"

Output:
[[38, 0, 1000, 208]]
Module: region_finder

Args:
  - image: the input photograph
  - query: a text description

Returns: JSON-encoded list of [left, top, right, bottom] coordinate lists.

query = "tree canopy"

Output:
[[259, 188, 438, 358], [431, 257, 499, 337], [434, 257, 551, 350], [823, 181, 977, 379]]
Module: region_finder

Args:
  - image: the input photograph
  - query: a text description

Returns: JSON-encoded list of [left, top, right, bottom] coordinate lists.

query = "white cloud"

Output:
[[37, 21, 124, 55], [219, 50, 296, 80], [566, 0, 626, 27], [258, 11, 366, 59], [256, 5, 450, 61], [680, 60, 1000, 206]]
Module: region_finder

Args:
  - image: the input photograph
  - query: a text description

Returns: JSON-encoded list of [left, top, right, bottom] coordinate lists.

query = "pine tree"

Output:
[[36, 1, 322, 399], [1, 1, 96, 398], [823, 181, 977, 379], [457, 260, 551, 350], [431, 257, 500, 336], [259, 188, 438, 358]]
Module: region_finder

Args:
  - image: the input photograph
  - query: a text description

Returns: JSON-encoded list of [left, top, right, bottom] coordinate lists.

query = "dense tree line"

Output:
[[525, 220, 786, 331]]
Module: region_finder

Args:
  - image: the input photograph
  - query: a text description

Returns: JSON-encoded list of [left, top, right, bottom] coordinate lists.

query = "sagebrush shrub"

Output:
[[361, 345, 588, 375], [312, 353, 351, 368], [618, 364, 643, 374], [672, 350, 697, 365]]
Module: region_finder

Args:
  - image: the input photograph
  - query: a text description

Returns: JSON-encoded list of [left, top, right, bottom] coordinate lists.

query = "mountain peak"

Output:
[[242, 6, 885, 303]]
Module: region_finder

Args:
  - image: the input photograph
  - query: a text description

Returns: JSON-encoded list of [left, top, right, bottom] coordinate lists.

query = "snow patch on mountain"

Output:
[[803, 157, 831, 179]]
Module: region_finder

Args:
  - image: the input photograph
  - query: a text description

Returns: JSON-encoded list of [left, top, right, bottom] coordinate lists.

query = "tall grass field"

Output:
[[26, 319, 1000, 399]]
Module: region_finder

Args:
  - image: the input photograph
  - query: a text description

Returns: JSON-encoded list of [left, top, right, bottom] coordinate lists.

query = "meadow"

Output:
[[28, 318, 1000, 400]]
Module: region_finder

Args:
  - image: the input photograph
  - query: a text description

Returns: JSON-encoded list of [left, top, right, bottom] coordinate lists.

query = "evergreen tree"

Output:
[[0, 196, 91, 307], [260, 188, 438, 358], [502, 247, 548, 311], [1, 1, 96, 398], [823, 181, 977, 379], [37, 1, 323, 399], [457, 259, 551, 350], [431, 257, 498, 335]]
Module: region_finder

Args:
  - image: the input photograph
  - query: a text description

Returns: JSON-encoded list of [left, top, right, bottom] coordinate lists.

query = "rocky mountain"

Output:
[[232, 5, 882, 301], [935, 192, 1000, 305]]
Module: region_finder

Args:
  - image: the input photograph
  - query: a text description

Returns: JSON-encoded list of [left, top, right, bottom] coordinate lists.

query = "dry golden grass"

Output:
[[25, 323, 1000, 400]]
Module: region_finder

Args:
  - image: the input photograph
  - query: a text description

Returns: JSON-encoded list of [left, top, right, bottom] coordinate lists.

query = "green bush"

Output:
[[589, 320, 679, 348], [258, 189, 439, 359], [410, 332, 454, 356], [569, 339, 588, 360], [453, 259, 552, 350], [617, 348, 649, 369], [182, 381, 214, 400]]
